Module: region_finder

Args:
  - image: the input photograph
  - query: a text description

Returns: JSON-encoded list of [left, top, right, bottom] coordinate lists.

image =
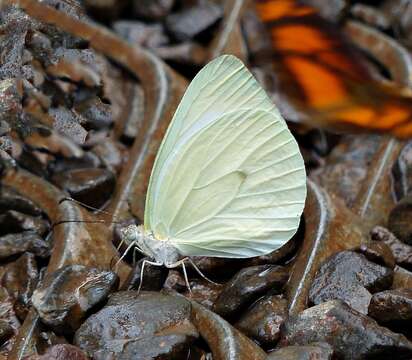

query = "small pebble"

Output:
[[371, 226, 412, 270], [132, 0, 175, 20], [165, 1, 223, 42], [309, 251, 393, 314], [388, 195, 412, 244], [2, 252, 38, 320], [213, 265, 288, 319], [281, 300, 412, 360], [369, 288, 412, 323], [267, 343, 333, 360], [0, 231, 50, 259], [235, 295, 287, 347], [52, 168, 115, 208], [75, 291, 198, 359], [393, 265, 412, 289], [32, 265, 118, 335]]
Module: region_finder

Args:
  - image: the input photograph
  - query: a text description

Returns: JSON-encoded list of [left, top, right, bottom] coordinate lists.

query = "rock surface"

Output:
[[235, 295, 287, 347], [75, 292, 198, 359], [32, 265, 118, 334], [368, 288, 412, 323], [213, 265, 288, 319], [266, 343, 333, 360], [281, 300, 412, 360], [309, 251, 393, 314]]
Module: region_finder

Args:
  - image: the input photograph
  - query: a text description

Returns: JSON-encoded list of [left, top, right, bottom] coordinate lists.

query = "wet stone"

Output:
[[32, 265, 118, 335], [73, 97, 112, 130], [393, 141, 412, 200], [309, 251, 393, 314], [393, 266, 412, 289], [52, 168, 115, 208], [2, 252, 38, 320], [388, 194, 412, 245], [49, 107, 88, 145], [74, 291, 198, 359], [191, 301, 267, 360], [184, 279, 222, 310], [0, 210, 48, 236], [26, 344, 88, 360], [235, 295, 287, 347], [369, 288, 412, 324], [165, 1, 223, 42], [132, 0, 175, 20], [164, 270, 187, 293], [0, 187, 42, 216], [267, 343, 333, 360], [213, 265, 288, 319], [0, 286, 20, 334], [154, 42, 208, 66], [113, 21, 169, 49], [121, 257, 168, 292], [281, 300, 412, 360], [350, 4, 391, 29], [0, 320, 13, 345], [91, 138, 125, 173], [357, 241, 396, 269], [305, 0, 348, 21], [0, 232, 50, 260], [371, 226, 412, 270]]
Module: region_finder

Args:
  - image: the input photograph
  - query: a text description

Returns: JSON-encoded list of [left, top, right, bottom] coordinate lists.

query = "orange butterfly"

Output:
[[255, 0, 412, 138]]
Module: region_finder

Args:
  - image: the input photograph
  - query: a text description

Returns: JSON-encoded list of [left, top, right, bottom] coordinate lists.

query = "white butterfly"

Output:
[[120, 55, 307, 289]]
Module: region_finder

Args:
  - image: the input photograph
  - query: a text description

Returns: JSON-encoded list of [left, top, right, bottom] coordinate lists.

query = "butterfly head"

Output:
[[120, 224, 181, 266]]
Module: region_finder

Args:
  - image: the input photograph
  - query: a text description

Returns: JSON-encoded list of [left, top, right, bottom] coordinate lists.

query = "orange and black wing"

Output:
[[256, 0, 412, 138]]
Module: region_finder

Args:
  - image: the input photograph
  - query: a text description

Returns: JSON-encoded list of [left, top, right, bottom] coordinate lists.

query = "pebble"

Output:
[[392, 141, 412, 200], [74, 291, 198, 359], [132, 0, 175, 20], [368, 288, 412, 323], [121, 257, 168, 291], [267, 343, 333, 360], [191, 300, 267, 360], [165, 1, 223, 42], [113, 21, 169, 49], [52, 168, 115, 208], [213, 265, 288, 319], [0, 210, 48, 236], [0, 232, 50, 259], [281, 300, 412, 360], [0, 187, 42, 216], [388, 194, 412, 244], [371, 226, 412, 270], [32, 265, 118, 335], [309, 251, 393, 314], [2, 252, 38, 320], [357, 241, 396, 269], [73, 97, 113, 130], [0, 320, 14, 345], [235, 295, 287, 347], [25, 344, 88, 360], [392, 265, 412, 289]]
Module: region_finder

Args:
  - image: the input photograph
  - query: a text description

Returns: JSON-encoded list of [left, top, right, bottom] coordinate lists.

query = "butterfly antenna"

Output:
[[52, 197, 123, 227], [59, 197, 117, 218]]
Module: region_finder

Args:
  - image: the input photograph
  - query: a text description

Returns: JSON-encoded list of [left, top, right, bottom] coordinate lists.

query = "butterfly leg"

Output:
[[187, 258, 220, 286], [137, 259, 163, 294], [166, 258, 193, 295]]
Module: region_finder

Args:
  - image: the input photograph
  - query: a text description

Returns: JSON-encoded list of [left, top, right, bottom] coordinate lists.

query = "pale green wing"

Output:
[[144, 55, 306, 258]]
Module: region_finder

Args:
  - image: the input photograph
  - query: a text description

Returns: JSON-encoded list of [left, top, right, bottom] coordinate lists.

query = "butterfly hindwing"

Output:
[[144, 55, 306, 258]]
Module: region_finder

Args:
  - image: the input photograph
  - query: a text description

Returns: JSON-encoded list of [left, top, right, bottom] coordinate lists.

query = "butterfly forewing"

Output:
[[144, 55, 306, 258]]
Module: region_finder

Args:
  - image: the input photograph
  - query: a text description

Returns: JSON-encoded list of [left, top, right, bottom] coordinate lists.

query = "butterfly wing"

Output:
[[144, 55, 306, 258]]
